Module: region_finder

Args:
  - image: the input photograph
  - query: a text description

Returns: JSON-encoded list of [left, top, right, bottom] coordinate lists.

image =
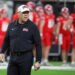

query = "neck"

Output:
[[48, 14, 52, 16], [64, 16, 68, 19], [18, 19, 27, 24]]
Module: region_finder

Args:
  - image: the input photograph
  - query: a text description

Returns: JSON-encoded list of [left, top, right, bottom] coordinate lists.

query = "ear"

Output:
[[18, 12, 20, 17]]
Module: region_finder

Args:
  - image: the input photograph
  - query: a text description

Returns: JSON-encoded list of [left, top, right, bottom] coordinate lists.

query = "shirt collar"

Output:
[[15, 19, 29, 26]]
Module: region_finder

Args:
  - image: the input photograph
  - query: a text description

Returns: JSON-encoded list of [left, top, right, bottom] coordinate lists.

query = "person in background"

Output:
[[56, 7, 73, 66], [0, 8, 10, 50], [27, 1, 39, 62], [44, 4, 58, 44], [40, 4, 55, 66], [0, 8, 10, 65], [27, 1, 38, 24], [12, 5, 19, 21], [35, 6, 47, 65], [71, 5, 75, 67]]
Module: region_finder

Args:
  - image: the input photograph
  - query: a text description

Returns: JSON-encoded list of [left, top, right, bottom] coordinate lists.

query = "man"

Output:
[[71, 8, 75, 66], [0, 8, 10, 49], [35, 6, 46, 65], [41, 4, 55, 66], [56, 7, 73, 66], [27, 1, 37, 24], [0, 5, 42, 75], [12, 5, 19, 21], [0, 8, 10, 65]]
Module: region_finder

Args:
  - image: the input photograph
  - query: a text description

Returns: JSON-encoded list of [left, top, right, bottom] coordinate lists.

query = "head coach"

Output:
[[0, 5, 42, 75]]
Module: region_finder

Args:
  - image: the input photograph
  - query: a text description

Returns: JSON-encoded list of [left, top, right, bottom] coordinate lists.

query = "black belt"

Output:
[[11, 51, 32, 56], [11, 52, 26, 56]]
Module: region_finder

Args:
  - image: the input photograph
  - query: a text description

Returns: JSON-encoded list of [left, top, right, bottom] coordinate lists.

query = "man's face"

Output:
[[18, 11, 29, 22], [1, 12, 7, 18], [46, 9, 53, 16], [38, 10, 44, 17], [62, 12, 69, 18]]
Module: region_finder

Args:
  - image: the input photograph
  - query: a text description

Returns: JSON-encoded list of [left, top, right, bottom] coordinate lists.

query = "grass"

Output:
[[31, 69, 75, 75], [0, 69, 75, 75], [0, 62, 74, 75], [49, 62, 71, 66]]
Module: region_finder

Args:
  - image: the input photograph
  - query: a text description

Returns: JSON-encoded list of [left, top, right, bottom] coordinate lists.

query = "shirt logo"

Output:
[[23, 28, 28, 32], [11, 28, 16, 31]]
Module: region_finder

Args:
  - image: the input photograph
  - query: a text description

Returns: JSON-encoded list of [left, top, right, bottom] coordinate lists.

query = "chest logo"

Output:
[[23, 28, 28, 32], [11, 28, 16, 31]]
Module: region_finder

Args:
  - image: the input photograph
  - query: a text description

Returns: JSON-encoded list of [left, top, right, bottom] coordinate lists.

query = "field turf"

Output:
[[0, 69, 75, 75], [0, 62, 75, 75]]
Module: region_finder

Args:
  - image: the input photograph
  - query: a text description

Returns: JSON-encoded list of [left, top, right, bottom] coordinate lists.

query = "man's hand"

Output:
[[0, 53, 5, 62], [34, 62, 40, 71]]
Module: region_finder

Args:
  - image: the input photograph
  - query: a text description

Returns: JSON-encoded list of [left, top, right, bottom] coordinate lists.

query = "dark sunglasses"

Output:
[[22, 11, 29, 14]]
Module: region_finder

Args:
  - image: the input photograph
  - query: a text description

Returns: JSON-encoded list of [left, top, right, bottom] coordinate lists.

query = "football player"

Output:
[[56, 7, 73, 66]]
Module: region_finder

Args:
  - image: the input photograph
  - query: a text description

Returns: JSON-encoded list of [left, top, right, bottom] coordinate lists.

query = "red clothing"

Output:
[[0, 17, 10, 35], [57, 16, 73, 51], [44, 14, 55, 33], [56, 16, 64, 34], [37, 14, 47, 44], [0, 17, 10, 48], [46, 14, 55, 20], [43, 14, 55, 46], [29, 11, 37, 23], [12, 13, 18, 21], [57, 16, 72, 36], [56, 16, 63, 22], [36, 15, 41, 27], [71, 13, 75, 34], [44, 32, 53, 46], [71, 13, 75, 49], [72, 35, 75, 49], [61, 36, 71, 52], [38, 14, 47, 31]]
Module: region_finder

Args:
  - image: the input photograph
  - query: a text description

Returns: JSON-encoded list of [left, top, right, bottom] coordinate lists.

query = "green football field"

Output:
[[0, 62, 75, 75], [0, 69, 75, 75]]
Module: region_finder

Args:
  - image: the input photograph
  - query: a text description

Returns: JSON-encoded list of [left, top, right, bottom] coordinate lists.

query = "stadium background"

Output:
[[0, 0, 75, 75], [13, 0, 75, 61]]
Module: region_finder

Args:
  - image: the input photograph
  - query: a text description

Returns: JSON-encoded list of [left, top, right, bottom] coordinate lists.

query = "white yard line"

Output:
[[0, 65, 75, 70]]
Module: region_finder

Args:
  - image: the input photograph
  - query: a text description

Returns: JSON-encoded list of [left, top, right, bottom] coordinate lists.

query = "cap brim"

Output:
[[21, 8, 30, 12]]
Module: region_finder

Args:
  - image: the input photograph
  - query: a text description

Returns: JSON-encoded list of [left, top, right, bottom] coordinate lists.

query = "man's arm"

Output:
[[33, 25, 42, 63], [33, 25, 42, 70], [56, 22, 61, 36]]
